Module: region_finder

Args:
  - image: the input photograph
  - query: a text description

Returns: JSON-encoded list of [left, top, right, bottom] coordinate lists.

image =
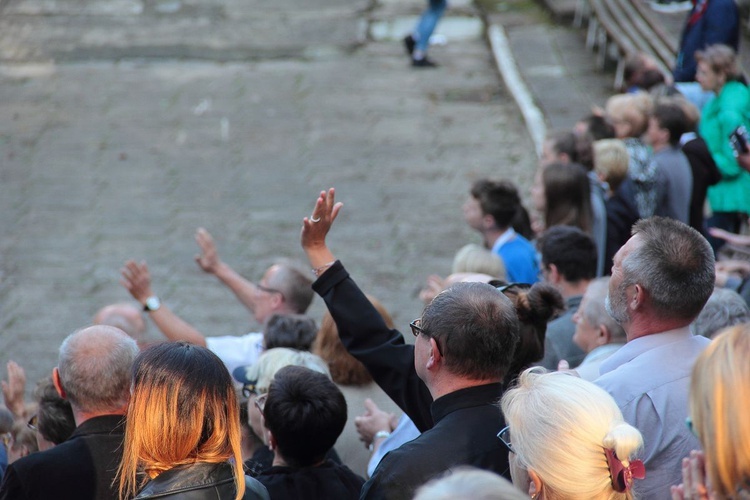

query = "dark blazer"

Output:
[[255, 460, 363, 500], [0, 414, 125, 500]]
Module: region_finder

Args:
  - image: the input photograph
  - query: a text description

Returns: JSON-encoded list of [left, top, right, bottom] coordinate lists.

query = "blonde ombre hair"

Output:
[[690, 325, 750, 498], [501, 369, 643, 499], [117, 342, 245, 500]]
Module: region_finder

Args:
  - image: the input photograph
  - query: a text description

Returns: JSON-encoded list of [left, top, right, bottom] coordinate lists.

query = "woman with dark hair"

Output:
[[116, 342, 269, 500], [494, 282, 564, 385], [531, 162, 593, 236]]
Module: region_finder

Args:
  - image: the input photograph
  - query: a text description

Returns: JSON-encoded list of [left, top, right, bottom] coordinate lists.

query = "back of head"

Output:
[[119, 342, 244, 499], [652, 101, 688, 147], [582, 278, 626, 343], [695, 44, 739, 79], [501, 369, 643, 499], [452, 243, 506, 278], [239, 348, 330, 395], [413, 466, 527, 500], [263, 365, 347, 468], [579, 114, 615, 141], [541, 162, 593, 233], [34, 377, 76, 446], [501, 283, 565, 380], [470, 179, 522, 230], [421, 282, 519, 381], [593, 139, 629, 192], [315, 295, 393, 386], [623, 217, 715, 321], [263, 313, 318, 351], [690, 325, 750, 498], [606, 93, 652, 138], [690, 287, 750, 338], [269, 260, 315, 314], [539, 225, 597, 283], [58, 325, 138, 414], [547, 130, 578, 163]]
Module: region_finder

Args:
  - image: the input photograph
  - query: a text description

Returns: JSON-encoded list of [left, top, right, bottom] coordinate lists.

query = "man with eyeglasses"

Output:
[[120, 228, 314, 374], [300, 188, 520, 500]]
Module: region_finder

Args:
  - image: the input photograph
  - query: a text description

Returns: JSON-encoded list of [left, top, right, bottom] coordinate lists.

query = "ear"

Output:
[[482, 214, 497, 231], [528, 469, 544, 499], [266, 430, 276, 451], [426, 337, 443, 370], [596, 325, 612, 346], [559, 152, 571, 164], [631, 284, 646, 311], [546, 263, 561, 284], [52, 367, 66, 400]]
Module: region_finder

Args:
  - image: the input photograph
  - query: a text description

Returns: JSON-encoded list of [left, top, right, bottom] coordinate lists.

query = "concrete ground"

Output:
[[0, 0, 544, 385]]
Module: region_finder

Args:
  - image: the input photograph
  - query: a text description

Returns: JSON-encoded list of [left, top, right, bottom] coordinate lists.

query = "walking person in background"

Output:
[[403, 0, 446, 68]]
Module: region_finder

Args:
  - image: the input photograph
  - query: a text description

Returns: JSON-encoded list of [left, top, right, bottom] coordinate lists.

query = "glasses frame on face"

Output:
[[409, 318, 444, 357], [256, 283, 285, 301], [254, 393, 268, 415], [27, 414, 38, 432], [497, 425, 514, 454]]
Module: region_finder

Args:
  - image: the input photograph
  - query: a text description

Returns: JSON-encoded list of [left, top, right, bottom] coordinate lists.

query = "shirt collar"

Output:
[[491, 228, 516, 254], [599, 326, 692, 375]]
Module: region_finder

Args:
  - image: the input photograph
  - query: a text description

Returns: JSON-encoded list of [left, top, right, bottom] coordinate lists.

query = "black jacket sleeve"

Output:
[[313, 261, 434, 431]]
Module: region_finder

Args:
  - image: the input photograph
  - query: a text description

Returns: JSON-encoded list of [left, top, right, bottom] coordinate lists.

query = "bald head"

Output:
[[57, 325, 138, 415], [93, 303, 146, 340]]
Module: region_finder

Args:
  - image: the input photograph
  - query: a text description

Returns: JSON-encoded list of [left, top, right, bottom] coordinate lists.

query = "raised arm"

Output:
[[300, 189, 434, 430], [120, 260, 207, 347], [194, 228, 263, 314]]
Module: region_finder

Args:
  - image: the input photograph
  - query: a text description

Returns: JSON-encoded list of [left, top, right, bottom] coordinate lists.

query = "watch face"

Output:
[[145, 297, 161, 311]]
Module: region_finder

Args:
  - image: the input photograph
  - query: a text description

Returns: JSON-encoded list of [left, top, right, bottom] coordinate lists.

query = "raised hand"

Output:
[[301, 188, 343, 270], [2, 361, 27, 418], [120, 260, 155, 304], [195, 227, 221, 274]]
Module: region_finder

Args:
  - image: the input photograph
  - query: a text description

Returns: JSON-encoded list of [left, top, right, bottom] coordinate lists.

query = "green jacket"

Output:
[[699, 80, 750, 214]]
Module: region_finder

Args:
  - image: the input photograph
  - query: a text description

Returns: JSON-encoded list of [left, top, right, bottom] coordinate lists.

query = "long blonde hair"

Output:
[[690, 325, 750, 498], [117, 342, 245, 500]]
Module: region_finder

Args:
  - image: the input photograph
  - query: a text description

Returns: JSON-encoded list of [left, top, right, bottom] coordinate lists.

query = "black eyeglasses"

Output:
[[27, 414, 38, 432], [254, 393, 268, 415], [497, 425, 514, 453], [409, 318, 443, 357], [256, 284, 285, 301], [495, 282, 532, 293], [242, 383, 258, 399]]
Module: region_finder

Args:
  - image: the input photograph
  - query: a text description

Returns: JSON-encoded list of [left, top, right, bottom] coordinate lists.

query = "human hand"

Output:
[[195, 228, 221, 274], [301, 188, 343, 252], [715, 259, 750, 278], [120, 260, 155, 304], [2, 361, 27, 418], [670, 450, 716, 500], [354, 398, 396, 448], [419, 275, 445, 305], [708, 227, 750, 247], [737, 151, 750, 173]]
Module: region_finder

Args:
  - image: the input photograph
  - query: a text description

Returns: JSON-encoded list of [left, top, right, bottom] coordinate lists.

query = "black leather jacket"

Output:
[[134, 462, 269, 500]]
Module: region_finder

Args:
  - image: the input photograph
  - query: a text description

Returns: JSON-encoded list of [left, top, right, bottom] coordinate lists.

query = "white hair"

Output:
[[246, 348, 330, 393], [501, 369, 643, 499], [414, 467, 527, 500]]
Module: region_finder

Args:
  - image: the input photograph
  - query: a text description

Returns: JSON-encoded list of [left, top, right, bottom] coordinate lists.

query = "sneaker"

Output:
[[403, 35, 415, 56], [412, 57, 438, 68], [649, 0, 692, 13]]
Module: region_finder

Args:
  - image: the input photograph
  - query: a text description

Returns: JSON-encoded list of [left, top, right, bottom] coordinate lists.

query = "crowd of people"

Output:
[[2, 1, 750, 499]]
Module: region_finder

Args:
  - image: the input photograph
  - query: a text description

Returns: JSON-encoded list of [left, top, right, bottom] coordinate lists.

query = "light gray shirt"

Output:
[[653, 146, 693, 224], [595, 327, 709, 499]]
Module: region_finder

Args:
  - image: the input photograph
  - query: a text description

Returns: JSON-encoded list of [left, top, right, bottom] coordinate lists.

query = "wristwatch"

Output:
[[143, 296, 161, 312]]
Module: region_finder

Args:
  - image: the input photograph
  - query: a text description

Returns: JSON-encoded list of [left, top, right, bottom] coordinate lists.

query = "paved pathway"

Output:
[[0, 0, 540, 385]]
